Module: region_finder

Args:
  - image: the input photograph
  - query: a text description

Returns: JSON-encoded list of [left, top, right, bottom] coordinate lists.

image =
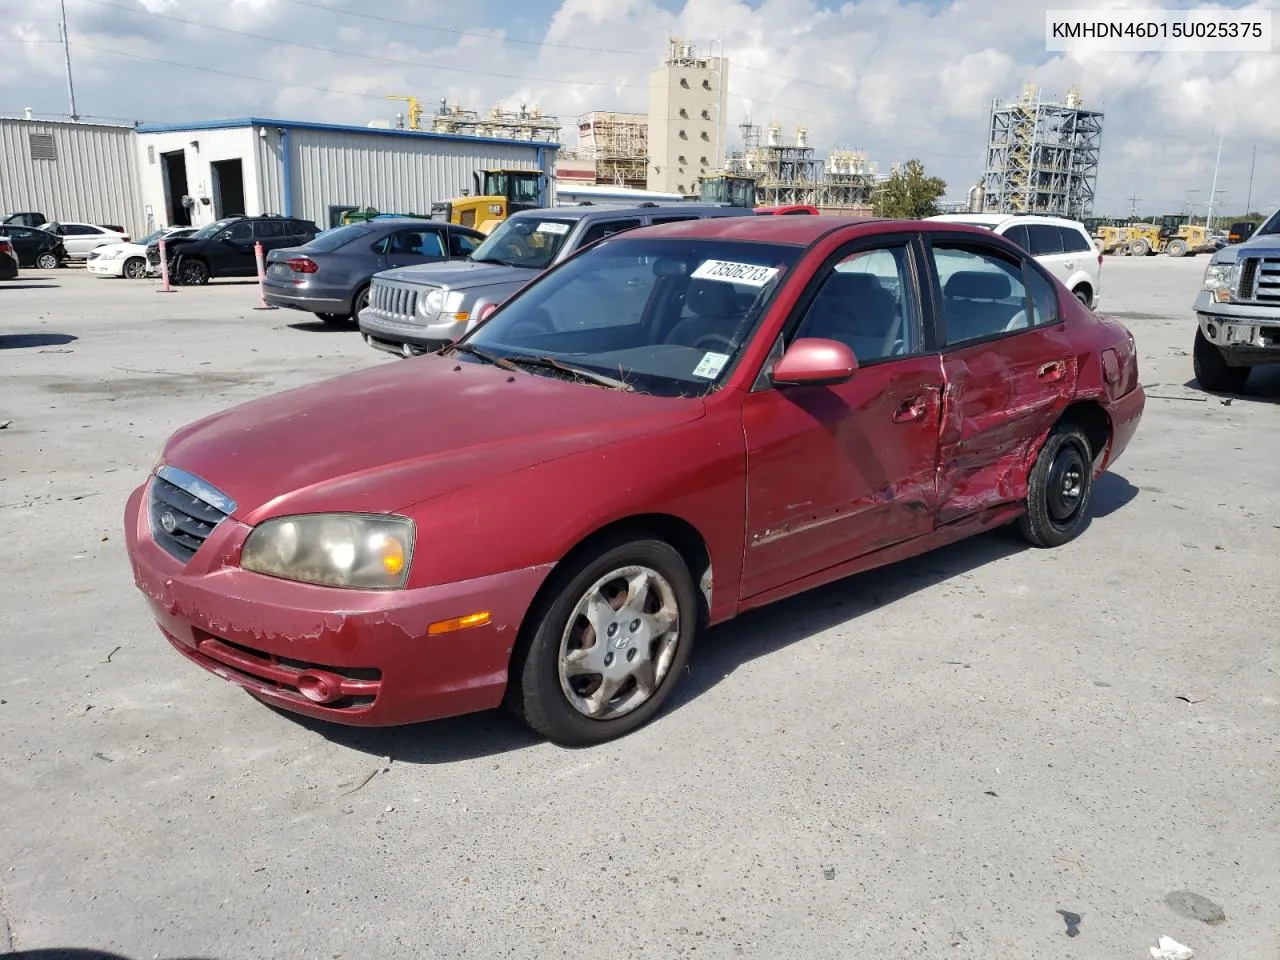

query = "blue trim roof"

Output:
[[134, 116, 560, 150]]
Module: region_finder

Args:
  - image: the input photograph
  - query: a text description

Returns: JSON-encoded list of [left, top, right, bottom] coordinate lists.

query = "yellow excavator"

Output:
[[429, 169, 545, 234]]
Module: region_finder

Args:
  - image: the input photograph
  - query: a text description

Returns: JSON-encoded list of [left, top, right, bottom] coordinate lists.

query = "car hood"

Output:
[[375, 260, 539, 291], [93, 241, 145, 257], [160, 355, 705, 524], [1214, 235, 1280, 262]]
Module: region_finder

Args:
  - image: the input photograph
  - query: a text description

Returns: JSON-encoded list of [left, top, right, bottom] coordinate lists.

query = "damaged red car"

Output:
[[125, 216, 1145, 746]]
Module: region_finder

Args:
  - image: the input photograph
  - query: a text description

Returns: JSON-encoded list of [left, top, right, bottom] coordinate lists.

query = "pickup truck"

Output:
[[1193, 205, 1280, 392], [358, 202, 753, 357]]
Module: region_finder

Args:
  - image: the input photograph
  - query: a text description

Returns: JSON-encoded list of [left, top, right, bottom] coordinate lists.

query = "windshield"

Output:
[[303, 223, 374, 252], [468, 216, 577, 269], [1257, 208, 1280, 237], [462, 237, 802, 397], [190, 217, 240, 240]]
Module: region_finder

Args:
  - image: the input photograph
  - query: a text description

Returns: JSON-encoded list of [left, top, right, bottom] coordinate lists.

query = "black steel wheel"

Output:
[[1018, 422, 1095, 548]]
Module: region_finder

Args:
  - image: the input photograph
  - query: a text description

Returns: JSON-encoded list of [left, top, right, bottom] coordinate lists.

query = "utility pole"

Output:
[[1127, 194, 1142, 218], [1205, 128, 1224, 230], [58, 0, 79, 121], [1245, 144, 1256, 214]]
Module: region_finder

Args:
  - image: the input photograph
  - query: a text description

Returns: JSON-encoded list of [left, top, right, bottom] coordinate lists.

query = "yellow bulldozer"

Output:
[[1122, 216, 1216, 257], [429, 168, 545, 234], [1094, 224, 1133, 255]]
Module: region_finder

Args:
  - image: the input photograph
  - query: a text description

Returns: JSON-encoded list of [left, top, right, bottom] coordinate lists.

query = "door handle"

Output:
[[893, 395, 928, 423], [1037, 360, 1067, 382]]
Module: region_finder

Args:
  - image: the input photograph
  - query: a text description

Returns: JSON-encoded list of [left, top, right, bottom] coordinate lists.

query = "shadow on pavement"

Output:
[[1184, 366, 1280, 404], [286, 321, 355, 333], [1, 951, 216, 960], [0, 333, 78, 350], [1, 283, 60, 290]]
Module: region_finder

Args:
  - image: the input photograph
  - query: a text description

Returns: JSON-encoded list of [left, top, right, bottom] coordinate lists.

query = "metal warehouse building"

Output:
[[134, 118, 559, 231], [0, 117, 146, 237]]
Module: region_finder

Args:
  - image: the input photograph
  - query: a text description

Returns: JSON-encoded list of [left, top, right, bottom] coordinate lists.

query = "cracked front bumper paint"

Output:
[[125, 483, 552, 727]]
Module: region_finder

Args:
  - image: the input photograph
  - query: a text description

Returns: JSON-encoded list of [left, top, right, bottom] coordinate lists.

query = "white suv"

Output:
[[927, 214, 1102, 309]]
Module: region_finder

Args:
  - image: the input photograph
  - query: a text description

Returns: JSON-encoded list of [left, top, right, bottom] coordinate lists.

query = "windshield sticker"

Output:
[[690, 259, 780, 287], [692, 351, 730, 379], [536, 222, 570, 235]]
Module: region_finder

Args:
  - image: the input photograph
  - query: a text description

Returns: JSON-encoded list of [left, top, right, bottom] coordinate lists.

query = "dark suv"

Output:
[[150, 214, 319, 284]]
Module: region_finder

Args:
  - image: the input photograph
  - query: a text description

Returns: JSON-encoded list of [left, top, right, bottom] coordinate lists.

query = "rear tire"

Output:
[[509, 535, 698, 746], [1130, 237, 1151, 257], [123, 256, 147, 279], [1192, 328, 1250, 393], [350, 284, 371, 320], [36, 252, 59, 270], [1071, 285, 1091, 307], [1018, 422, 1094, 548], [1166, 239, 1187, 258]]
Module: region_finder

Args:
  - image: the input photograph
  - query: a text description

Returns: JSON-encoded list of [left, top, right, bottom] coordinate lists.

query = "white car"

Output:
[[41, 221, 130, 260], [87, 227, 195, 279], [926, 213, 1102, 309]]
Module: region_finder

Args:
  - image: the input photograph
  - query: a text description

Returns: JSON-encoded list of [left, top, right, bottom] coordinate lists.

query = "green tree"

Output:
[[872, 159, 947, 219]]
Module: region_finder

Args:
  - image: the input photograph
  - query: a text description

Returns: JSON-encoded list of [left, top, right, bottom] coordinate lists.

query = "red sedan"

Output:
[[125, 217, 1145, 746]]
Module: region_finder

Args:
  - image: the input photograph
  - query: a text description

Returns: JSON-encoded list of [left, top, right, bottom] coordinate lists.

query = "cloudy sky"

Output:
[[1, 0, 1275, 217]]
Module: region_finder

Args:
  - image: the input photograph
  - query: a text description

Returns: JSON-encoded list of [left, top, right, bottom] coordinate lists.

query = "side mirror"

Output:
[[770, 337, 858, 388]]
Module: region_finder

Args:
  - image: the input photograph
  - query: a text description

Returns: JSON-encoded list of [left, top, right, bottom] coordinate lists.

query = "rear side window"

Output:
[[1027, 224, 1064, 256], [1025, 263, 1060, 326], [304, 224, 373, 252], [1059, 227, 1092, 253], [579, 218, 643, 247], [253, 220, 285, 239], [1002, 224, 1030, 251], [931, 243, 1030, 346]]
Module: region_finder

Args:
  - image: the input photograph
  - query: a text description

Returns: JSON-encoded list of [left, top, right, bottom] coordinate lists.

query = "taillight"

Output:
[[1097, 252, 1103, 268], [286, 257, 318, 273], [0, 241, 13, 255]]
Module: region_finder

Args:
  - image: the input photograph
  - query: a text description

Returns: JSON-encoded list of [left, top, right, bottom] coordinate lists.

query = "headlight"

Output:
[[419, 287, 445, 316], [1203, 262, 1237, 301], [418, 288, 467, 320], [240, 513, 415, 589]]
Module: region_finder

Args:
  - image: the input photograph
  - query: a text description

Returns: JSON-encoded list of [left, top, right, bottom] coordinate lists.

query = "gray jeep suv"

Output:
[[358, 203, 753, 356]]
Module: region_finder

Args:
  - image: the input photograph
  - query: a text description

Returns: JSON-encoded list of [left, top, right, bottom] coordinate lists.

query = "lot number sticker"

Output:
[[536, 222, 570, 235], [691, 259, 780, 287], [692, 351, 730, 379]]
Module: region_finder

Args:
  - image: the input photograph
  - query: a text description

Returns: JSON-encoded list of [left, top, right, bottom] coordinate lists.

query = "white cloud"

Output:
[[0, 0, 1275, 215]]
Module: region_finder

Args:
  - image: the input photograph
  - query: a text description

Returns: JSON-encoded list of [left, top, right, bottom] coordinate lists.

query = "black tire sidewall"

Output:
[[1019, 425, 1094, 548], [179, 259, 208, 284], [1193, 328, 1249, 393], [517, 537, 698, 746], [124, 257, 145, 279]]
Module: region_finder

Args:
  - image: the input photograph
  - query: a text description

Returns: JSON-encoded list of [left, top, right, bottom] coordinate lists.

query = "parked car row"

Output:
[[88, 226, 196, 279]]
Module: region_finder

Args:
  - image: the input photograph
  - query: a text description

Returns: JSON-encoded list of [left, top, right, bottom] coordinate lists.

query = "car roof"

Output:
[[929, 213, 1086, 229], [511, 203, 747, 223], [614, 215, 1033, 247]]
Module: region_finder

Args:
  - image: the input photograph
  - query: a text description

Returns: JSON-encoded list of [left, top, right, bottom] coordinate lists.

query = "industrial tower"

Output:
[[981, 84, 1103, 219]]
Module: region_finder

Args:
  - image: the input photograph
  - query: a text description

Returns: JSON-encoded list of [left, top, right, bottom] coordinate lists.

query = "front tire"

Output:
[[1166, 239, 1187, 258], [36, 252, 59, 270], [123, 256, 147, 279], [511, 536, 698, 746], [1192, 328, 1250, 393], [315, 312, 351, 327], [176, 257, 209, 285], [1018, 422, 1094, 548], [1130, 237, 1152, 257]]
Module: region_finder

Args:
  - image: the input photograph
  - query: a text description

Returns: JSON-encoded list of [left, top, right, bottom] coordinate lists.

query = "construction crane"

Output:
[[386, 95, 423, 131]]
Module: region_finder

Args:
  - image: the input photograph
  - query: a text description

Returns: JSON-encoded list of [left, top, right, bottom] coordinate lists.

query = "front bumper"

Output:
[[1195, 301, 1280, 366], [358, 308, 469, 355], [87, 258, 125, 277], [124, 483, 552, 727]]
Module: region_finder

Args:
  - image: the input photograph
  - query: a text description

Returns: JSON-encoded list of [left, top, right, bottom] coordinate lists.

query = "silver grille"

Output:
[[1238, 256, 1280, 305], [370, 280, 425, 321], [148, 466, 235, 563]]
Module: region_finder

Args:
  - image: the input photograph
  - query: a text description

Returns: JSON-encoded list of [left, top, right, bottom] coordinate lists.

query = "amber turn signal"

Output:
[[427, 612, 492, 636]]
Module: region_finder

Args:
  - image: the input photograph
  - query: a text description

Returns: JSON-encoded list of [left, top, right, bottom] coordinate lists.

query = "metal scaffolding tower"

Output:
[[727, 122, 882, 213], [577, 112, 648, 188], [982, 83, 1103, 218], [429, 99, 561, 142]]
